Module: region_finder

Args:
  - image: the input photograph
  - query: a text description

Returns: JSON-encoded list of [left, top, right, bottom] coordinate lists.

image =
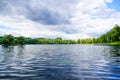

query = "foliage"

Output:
[[77, 24, 120, 44], [1, 34, 14, 45], [0, 35, 77, 45], [77, 38, 97, 44], [0, 37, 3, 44], [97, 24, 120, 43], [17, 36, 25, 44]]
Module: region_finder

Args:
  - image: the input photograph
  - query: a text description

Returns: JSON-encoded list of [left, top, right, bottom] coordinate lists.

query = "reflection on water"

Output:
[[0, 44, 120, 80], [109, 46, 120, 57]]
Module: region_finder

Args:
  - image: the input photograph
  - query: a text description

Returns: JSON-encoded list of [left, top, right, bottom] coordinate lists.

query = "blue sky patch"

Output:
[[107, 0, 120, 12], [0, 25, 17, 30]]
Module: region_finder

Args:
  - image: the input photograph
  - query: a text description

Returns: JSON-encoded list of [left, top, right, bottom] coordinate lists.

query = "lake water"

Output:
[[0, 44, 120, 80]]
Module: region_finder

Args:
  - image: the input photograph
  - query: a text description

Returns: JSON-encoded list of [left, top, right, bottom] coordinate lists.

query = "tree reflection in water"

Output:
[[109, 46, 120, 62]]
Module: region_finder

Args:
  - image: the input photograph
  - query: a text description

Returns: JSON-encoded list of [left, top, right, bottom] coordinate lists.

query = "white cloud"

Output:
[[0, 0, 120, 40], [105, 0, 113, 3]]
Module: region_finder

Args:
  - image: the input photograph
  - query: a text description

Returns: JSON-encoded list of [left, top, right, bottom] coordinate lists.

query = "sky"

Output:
[[0, 0, 120, 40]]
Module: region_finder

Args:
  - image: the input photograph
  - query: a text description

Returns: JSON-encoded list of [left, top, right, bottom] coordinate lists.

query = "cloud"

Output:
[[26, 7, 70, 25], [0, 0, 120, 40], [0, 0, 78, 25]]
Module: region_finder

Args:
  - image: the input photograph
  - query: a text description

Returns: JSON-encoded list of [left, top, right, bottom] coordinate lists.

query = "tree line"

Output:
[[77, 24, 120, 44], [0, 25, 120, 45], [0, 36, 76, 45]]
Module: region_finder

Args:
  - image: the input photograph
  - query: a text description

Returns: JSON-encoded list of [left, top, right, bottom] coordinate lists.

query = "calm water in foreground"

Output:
[[0, 44, 120, 80]]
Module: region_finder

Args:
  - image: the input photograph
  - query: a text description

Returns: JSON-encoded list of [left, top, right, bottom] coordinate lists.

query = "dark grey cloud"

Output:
[[0, 0, 13, 15], [25, 7, 71, 25], [0, 0, 78, 25]]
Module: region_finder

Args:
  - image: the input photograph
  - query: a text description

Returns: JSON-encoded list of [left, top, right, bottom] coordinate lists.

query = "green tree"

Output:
[[54, 37, 62, 44], [0, 37, 3, 44], [2, 34, 14, 45], [98, 24, 120, 43], [17, 36, 25, 44]]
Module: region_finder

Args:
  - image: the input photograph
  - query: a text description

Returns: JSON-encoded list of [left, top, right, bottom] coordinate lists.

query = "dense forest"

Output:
[[0, 25, 120, 45], [78, 24, 120, 44], [98, 24, 120, 43]]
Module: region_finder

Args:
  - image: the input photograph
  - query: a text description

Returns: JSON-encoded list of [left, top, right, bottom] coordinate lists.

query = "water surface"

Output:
[[0, 44, 120, 80]]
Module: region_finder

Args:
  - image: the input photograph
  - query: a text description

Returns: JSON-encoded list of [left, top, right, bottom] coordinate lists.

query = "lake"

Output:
[[0, 44, 120, 80]]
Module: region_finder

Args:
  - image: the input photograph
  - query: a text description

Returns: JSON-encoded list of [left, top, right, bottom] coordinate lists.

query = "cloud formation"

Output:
[[0, 0, 120, 39]]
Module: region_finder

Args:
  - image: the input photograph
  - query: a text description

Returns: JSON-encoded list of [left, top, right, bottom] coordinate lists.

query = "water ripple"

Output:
[[0, 45, 120, 80]]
